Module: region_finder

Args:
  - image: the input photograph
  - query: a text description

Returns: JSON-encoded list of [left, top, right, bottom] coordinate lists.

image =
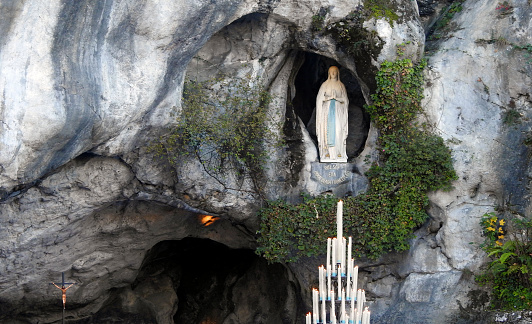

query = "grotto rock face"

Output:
[[2, 0, 530, 323], [0, 0, 424, 322], [372, 0, 532, 323]]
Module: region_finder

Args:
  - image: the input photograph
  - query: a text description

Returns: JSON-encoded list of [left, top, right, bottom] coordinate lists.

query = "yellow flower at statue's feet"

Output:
[[499, 227, 504, 234], [498, 235, 504, 240], [496, 240, 503, 246], [487, 226, 496, 232], [499, 219, 505, 226]]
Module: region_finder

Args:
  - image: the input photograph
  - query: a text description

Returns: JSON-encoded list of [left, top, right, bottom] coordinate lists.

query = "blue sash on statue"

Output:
[[327, 99, 336, 146]]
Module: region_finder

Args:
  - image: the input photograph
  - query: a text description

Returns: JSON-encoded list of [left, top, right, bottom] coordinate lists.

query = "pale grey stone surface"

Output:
[[2, 0, 531, 323]]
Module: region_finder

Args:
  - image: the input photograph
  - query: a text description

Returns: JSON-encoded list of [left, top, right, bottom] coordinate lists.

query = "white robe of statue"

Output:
[[316, 66, 349, 163]]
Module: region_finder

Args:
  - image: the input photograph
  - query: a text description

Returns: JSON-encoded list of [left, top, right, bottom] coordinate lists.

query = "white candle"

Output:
[[319, 266, 325, 301], [356, 308, 362, 324], [348, 237, 352, 265], [341, 237, 346, 275], [306, 312, 311, 324], [331, 290, 335, 321], [350, 299, 355, 323], [332, 238, 337, 274], [346, 259, 352, 299], [321, 296, 326, 324], [336, 237, 341, 264], [313, 289, 317, 323], [350, 285, 355, 310], [338, 264, 342, 300], [328, 266, 332, 300], [352, 266, 358, 299], [337, 200, 343, 243], [327, 238, 332, 267], [362, 307, 370, 324], [341, 288, 346, 322], [356, 289, 363, 323]]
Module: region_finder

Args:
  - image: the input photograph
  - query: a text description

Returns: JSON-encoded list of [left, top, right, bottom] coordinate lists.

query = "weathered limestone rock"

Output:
[[5, 0, 530, 323], [393, 0, 532, 322]]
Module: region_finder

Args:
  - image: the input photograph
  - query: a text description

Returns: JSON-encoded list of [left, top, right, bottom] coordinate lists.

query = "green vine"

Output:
[[365, 59, 426, 133], [256, 59, 457, 263], [151, 73, 281, 196]]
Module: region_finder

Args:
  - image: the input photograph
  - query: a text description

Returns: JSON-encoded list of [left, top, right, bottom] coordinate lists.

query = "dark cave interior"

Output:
[[79, 238, 302, 324]]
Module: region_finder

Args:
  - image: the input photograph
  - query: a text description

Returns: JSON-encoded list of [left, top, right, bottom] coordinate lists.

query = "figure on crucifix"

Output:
[[316, 66, 349, 163], [52, 282, 75, 309], [50, 272, 76, 310]]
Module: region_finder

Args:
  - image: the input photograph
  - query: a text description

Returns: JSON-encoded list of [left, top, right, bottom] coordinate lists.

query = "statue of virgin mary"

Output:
[[316, 66, 348, 162]]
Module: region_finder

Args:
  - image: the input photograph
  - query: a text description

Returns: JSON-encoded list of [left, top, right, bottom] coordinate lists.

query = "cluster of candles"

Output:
[[305, 200, 371, 324]]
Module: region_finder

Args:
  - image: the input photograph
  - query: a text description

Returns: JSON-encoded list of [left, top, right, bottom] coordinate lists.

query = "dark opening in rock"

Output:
[[291, 52, 370, 158], [82, 238, 302, 323]]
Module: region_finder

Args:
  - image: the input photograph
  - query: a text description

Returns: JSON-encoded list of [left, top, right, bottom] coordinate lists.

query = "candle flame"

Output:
[[200, 319, 217, 324], [199, 215, 219, 226]]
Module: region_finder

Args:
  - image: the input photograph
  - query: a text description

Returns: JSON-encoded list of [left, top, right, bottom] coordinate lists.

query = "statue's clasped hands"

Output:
[[324, 90, 344, 103]]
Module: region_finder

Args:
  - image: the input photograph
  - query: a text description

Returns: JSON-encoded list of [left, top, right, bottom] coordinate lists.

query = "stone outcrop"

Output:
[[0, 0, 531, 323]]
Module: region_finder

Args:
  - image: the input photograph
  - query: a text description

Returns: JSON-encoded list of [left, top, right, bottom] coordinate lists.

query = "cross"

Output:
[[49, 272, 76, 310]]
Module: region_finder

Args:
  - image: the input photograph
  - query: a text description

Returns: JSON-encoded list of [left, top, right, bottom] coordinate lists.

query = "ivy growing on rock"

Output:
[[256, 59, 457, 263], [152, 74, 281, 196]]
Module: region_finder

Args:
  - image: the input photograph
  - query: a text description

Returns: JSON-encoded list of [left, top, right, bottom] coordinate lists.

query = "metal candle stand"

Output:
[[305, 201, 370, 324]]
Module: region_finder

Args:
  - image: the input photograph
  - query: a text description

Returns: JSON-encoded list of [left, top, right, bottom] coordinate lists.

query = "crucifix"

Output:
[[50, 272, 76, 310]]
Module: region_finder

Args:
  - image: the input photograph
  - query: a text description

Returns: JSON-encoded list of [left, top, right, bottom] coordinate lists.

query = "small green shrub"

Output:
[[396, 41, 411, 57], [514, 43, 532, 64], [428, 0, 464, 41], [503, 109, 521, 125], [365, 0, 399, 26], [476, 213, 532, 310], [326, 6, 384, 60], [312, 15, 325, 31], [496, 1, 513, 15], [311, 7, 330, 32]]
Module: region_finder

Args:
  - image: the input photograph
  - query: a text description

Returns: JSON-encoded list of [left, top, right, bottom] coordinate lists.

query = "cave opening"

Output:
[[129, 238, 302, 324], [291, 52, 370, 158]]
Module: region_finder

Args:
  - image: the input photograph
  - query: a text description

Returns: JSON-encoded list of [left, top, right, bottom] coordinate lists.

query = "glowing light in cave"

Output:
[[199, 215, 219, 226]]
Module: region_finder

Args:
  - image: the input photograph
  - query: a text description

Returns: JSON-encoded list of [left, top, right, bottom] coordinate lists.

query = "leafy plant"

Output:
[[364, 0, 399, 26], [496, 1, 513, 15], [503, 108, 521, 125], [325, 6, 384, 60], [475, 37, 532, 65], [496, 1, 512, 10], [311, 7, 329, 32], [427, 0, 464, 41], [256, 59, 457, 263], [365, 59, 426, 133], [396, 41, 411, 57], [152, 73, 281, 196], [514, 43, 532, 64], [476, 213, 532, 310]]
